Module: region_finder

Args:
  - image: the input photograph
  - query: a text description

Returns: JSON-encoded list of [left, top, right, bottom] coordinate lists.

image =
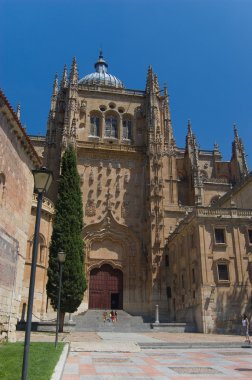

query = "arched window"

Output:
[[122, 118, 132, 140], [27, 234, 46, 264], [0, 172, 6, 203], [90, 115, 100, 136], [105, 115, 118, 138]]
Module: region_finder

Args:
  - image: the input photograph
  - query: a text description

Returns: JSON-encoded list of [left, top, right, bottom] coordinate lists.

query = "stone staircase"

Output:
[[73, 310, 152, 332]]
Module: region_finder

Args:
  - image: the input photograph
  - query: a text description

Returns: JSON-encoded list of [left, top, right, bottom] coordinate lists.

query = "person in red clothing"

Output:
[[110, 310, 115, 322]]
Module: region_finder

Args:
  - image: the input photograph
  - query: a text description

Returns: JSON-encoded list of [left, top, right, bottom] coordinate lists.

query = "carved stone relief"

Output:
[[85, 199, 96, 217]]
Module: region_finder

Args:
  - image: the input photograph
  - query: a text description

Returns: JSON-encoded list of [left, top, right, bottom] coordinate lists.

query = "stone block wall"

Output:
[[0, 91, 40, 340]]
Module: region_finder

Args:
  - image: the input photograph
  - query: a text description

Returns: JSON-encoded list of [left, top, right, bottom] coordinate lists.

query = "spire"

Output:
[[70, 56, 78, 84], [163, 83, 175, 147], [53, 73, 58, 96], [185, 120, 198, 155], [187, 120, 193, 137], [16, 103, 21, 121], [154, 74, 160, 94], [232, 123, 240, 155], [233, 122, 239, 141], [60, 64, 68, 89], [231, 123, 249, 178], [145, 66, 155, 93], [50, 73, 58, 112]]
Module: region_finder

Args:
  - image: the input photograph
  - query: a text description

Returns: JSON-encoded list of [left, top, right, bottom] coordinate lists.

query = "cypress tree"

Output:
[[46, 145, 86, 330]]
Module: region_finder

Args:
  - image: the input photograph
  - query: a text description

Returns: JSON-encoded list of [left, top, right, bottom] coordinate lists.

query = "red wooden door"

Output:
[[89, 264, 123, 309]]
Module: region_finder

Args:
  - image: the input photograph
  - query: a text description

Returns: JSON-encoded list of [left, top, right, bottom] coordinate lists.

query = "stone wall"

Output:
[[0, 91, 40, 340], [0, 229, 19, 341]]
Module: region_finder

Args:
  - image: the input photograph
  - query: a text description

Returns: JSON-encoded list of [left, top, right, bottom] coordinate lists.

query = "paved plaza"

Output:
[[16, 331, 252, 379], [62, 348, 252, 380]]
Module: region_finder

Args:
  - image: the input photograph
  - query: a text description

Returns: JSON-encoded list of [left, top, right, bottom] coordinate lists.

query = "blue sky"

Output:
[[1, 0, 252, 166]]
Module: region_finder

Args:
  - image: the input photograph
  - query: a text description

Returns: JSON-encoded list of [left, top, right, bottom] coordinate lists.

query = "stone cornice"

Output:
[[167, 207, 252, 243], [77, 140, 146, 154]]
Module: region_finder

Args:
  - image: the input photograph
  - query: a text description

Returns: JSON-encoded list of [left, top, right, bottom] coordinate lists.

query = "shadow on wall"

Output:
[[213, 285, 252, 334]]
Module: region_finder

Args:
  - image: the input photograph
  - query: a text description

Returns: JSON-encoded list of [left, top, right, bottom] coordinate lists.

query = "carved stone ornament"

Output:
[[80, 100, 87, 113], [85, 199, 96, 217], [121, 201, 130, 219]]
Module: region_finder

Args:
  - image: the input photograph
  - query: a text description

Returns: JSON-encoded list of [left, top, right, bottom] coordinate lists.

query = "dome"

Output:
[[78, 51, 124, 88]]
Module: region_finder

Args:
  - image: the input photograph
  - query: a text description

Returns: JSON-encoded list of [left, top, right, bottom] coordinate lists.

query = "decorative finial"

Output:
[[53, 73, 58, 96], [95, 50, 108, 73], [99, 48, 103, 59], [187, 119, 192, 136], [233, 123, 239, 139], [214, 142, 219, 151], [164, 82, 168, 97], [70, 56, 78, 84], [16, 103, 21, 120], [60, 64, 68, 89]]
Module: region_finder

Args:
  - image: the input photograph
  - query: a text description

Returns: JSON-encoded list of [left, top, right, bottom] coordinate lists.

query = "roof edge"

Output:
[[0, 89, 41, 168]]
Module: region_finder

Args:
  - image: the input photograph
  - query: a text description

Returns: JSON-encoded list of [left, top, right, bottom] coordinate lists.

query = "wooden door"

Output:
[[89, 264, 123, 309]]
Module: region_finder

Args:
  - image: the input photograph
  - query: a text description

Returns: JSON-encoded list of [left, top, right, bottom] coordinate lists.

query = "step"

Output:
[[73, 310, 152, 332]]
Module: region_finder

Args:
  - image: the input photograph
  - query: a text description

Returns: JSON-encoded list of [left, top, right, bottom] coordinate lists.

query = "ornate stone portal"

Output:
[[82, 209, 144, 313]]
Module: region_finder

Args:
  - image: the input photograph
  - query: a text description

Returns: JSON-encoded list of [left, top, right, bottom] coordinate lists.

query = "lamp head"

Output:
[[32, 167, 53, 194], [58, 251, 66, 263]]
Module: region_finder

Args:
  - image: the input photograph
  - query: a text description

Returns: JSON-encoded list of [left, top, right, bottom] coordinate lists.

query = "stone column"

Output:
[[118, 115, 122, 141], [155, 304, 159, 323], [100, 115, 105, 140]]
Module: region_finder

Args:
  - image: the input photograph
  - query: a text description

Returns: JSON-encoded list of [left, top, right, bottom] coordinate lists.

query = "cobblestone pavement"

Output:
[[62, 348, 252, 379]]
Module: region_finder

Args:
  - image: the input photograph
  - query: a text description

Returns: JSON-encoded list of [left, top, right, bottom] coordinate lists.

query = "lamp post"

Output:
[[22, 167, 53, 380], [55, 251, 66, 348]]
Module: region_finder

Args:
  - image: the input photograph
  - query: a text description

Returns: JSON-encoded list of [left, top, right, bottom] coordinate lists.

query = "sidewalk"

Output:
[[16, 331, 250, 346]]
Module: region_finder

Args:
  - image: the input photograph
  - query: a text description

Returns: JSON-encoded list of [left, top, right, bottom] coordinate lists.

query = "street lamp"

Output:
[[55, 251, 66, 348], [22, 167, 53, 380]]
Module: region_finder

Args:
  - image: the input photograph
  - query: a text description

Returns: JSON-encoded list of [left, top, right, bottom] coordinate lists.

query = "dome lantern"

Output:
[[78, 51, 124, 88]]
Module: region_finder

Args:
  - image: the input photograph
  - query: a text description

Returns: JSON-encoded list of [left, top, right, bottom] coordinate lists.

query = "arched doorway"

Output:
[[89, 264, 123, 309]]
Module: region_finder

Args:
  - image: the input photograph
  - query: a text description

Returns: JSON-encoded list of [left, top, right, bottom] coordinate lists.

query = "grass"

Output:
[[0, 342, 64, 380]]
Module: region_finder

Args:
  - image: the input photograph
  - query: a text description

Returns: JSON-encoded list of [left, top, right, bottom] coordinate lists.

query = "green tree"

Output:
[[46, 145, 86, 331]]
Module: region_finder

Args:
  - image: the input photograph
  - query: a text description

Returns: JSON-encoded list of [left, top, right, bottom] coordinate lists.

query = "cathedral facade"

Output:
[[1, 52, 252, 340], [40, 52, 252, 331]]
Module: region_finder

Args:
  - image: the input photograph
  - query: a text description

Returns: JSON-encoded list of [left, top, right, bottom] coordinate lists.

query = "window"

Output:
[[214, 228, 225, 244], [165, 254, 169, 267], [181, 274, 185, 289], [248, 229, 252, 244], [217, 263, 229, 281], [192, 268, 196, 283], [123, 119, 132, 139], [28, 234, 46, 264], [166, 286, 172, 299], [105, 116, 118, 138], [190, 233, 195, 249], [0, 172, 6, 203], [90, 115, 100, 136]]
